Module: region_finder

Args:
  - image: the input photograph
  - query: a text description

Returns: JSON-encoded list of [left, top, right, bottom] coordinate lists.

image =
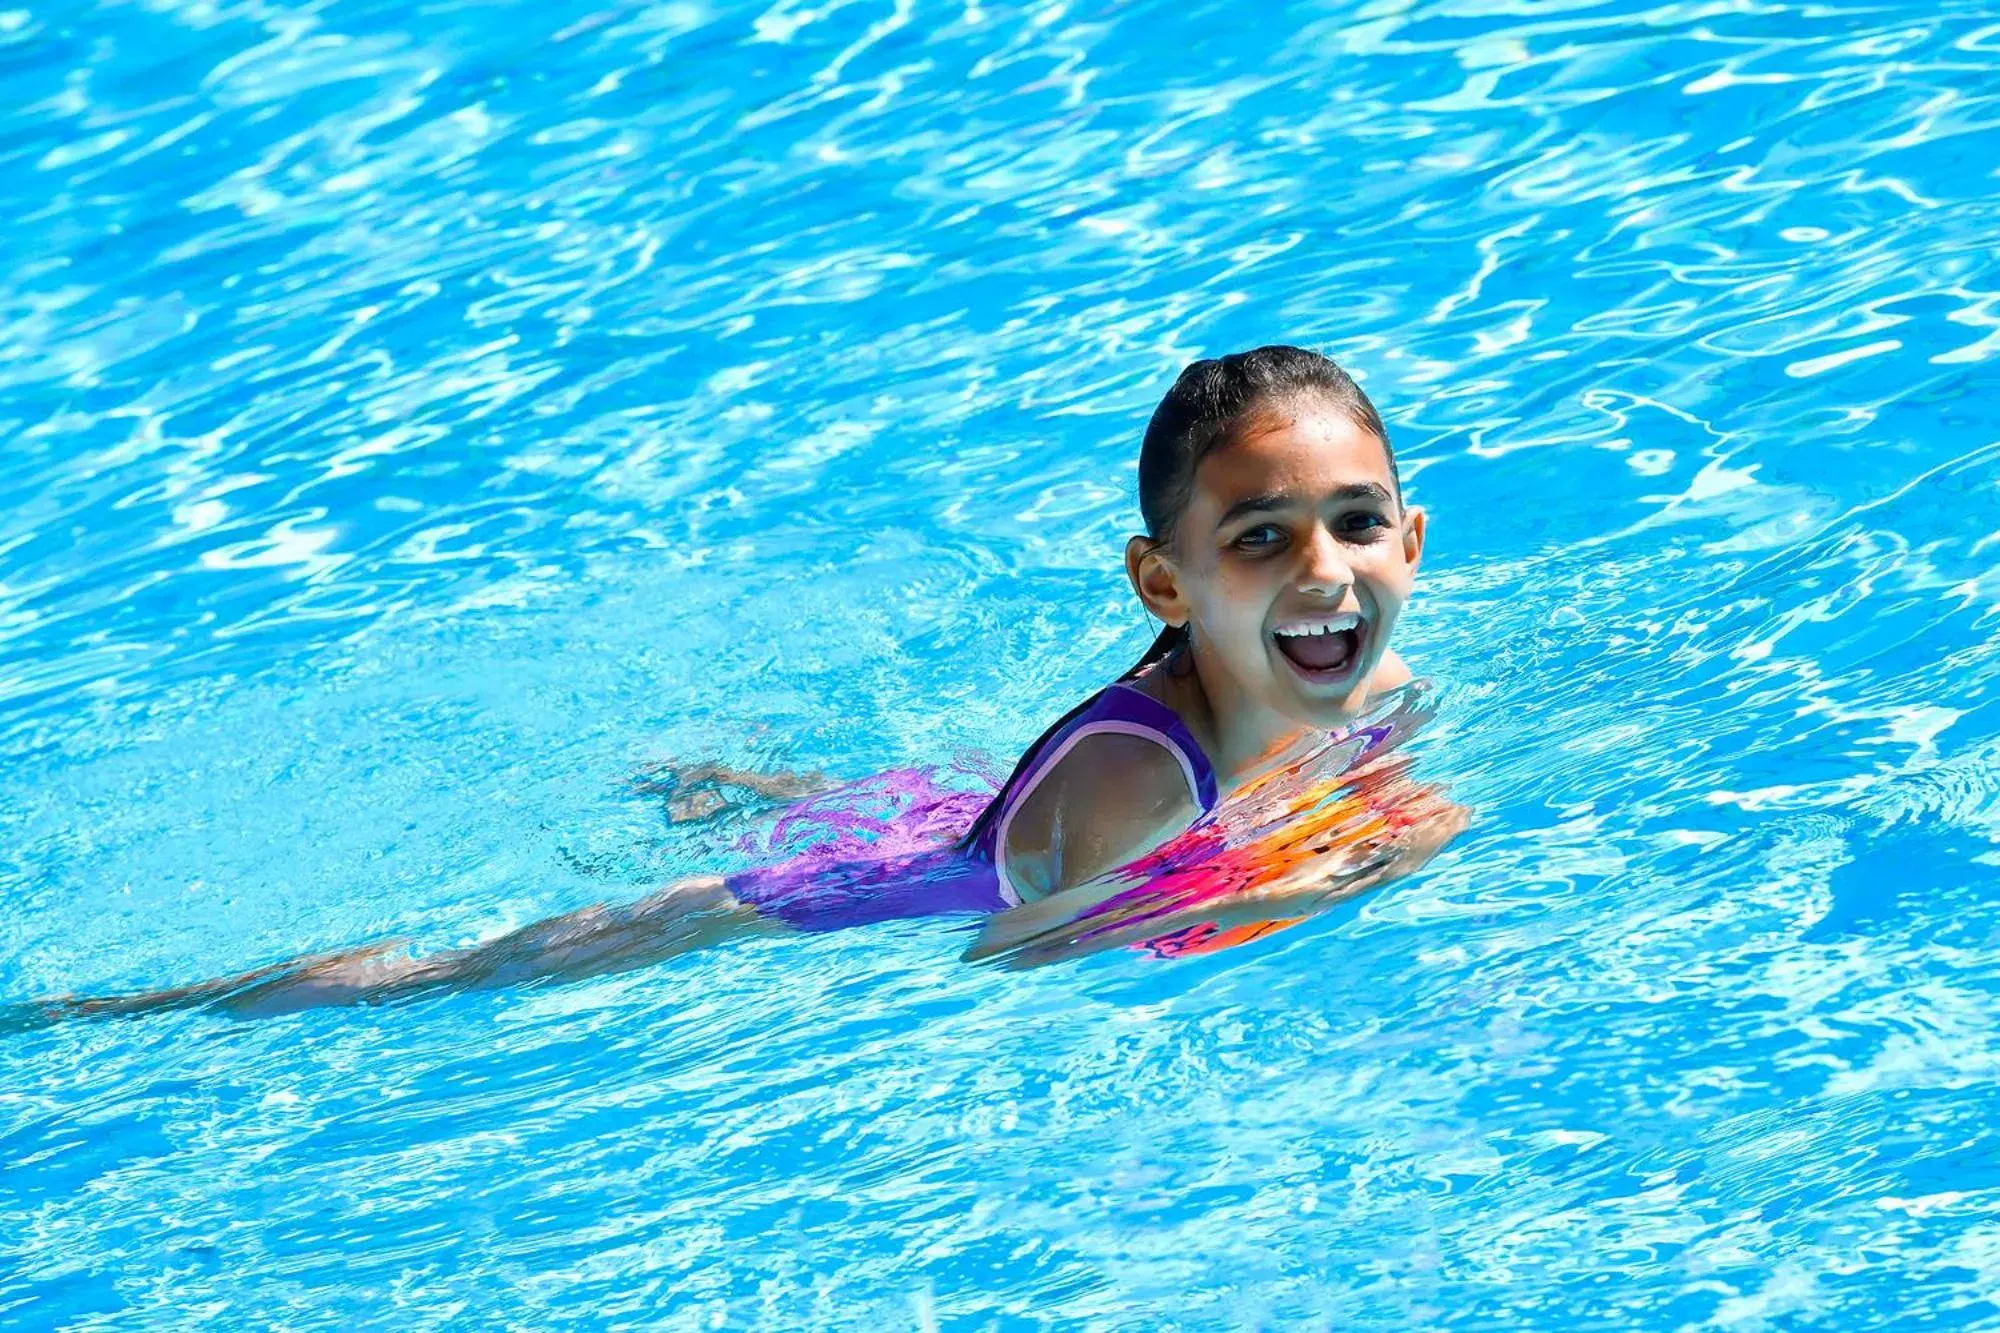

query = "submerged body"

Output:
[[24, 344, 1466, 1024], [28, 649, 1445, 1025]]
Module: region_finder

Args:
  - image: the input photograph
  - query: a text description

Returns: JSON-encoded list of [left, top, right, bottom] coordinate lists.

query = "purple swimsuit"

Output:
[[724, 682, 1220, 932]]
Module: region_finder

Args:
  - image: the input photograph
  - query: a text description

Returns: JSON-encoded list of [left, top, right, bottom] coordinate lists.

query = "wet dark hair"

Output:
[[1126, 344, 1397, 677], [957, 347, 1398, 850]]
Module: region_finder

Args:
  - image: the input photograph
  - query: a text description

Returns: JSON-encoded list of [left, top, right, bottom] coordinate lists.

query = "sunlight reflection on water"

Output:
[[4, 0, 2000, 1324]]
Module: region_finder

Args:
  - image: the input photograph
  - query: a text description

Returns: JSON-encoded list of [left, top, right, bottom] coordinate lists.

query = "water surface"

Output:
[[5, 0, 2000, 1325]]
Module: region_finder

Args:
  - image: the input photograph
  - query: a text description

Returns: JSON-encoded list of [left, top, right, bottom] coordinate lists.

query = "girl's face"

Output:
[[1129, 399, 1425, 738]]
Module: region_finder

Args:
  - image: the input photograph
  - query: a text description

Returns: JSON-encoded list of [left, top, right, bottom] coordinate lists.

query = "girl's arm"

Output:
[[967, 785, 1469, 967]]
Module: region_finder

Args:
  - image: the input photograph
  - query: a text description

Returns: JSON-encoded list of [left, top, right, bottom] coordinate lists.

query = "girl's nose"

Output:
[[1296, 526, 1354, 598]]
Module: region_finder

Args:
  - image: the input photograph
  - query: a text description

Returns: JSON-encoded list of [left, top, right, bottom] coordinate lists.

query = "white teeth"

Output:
[[1273, 613, 1362, 638]]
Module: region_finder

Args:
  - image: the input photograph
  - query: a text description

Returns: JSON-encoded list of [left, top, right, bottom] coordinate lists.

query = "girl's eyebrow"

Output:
[[1216, 482, 1394, 528], [1217, 492, 1291, 527], [1332, 481, 1397, 506]]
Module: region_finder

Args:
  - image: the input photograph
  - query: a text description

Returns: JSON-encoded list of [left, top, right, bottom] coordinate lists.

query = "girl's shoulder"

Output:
[[998, 722, 1203, 902], [992, 649, 1414, 904], [1373, 647, 1412, 690]]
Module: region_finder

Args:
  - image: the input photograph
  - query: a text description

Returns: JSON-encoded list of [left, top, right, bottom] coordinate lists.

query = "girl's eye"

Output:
[[1233, 525, 1286, 552], [1339, 511, 1391, 538]]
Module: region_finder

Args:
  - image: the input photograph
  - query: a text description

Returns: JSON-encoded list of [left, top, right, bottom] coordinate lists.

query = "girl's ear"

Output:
[[1125, 535, 1189, 627], [1401, 505, 1428, 572]]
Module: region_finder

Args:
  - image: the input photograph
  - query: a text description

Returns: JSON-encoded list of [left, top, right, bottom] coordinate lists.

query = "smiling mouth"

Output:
[[1272, 612, 1364, 682]]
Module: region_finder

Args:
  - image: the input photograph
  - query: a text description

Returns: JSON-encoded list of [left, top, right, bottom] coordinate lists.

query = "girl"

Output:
[[30, 345, 1460, 1023]]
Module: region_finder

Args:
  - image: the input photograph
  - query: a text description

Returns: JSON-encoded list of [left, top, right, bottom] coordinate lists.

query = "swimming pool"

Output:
[[5, 0, 2000, 1323]]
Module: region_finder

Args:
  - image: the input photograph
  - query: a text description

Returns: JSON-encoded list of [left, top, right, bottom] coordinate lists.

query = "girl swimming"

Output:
[[30, 345, 1462, 1023]]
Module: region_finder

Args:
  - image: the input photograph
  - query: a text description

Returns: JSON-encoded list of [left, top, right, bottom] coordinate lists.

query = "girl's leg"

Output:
[[225, 875, 778, 1016], [628, 763, 834, 824], [19, 939, 417, 1024], [25, 876, 778, 1025]]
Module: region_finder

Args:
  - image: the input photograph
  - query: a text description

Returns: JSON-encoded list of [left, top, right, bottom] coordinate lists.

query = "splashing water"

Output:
[[5, 0, 2000, 1325]]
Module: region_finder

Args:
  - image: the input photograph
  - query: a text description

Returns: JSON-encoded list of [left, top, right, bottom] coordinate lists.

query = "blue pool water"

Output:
[[6, 0, 2000, 1323]]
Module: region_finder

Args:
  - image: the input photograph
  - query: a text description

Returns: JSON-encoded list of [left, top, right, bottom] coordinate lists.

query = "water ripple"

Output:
[[5, 0, 2000, 1324]]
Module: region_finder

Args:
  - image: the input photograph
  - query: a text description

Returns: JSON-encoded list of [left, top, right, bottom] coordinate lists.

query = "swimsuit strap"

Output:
[[966, 682, 1218, 901], [1090, 683, 1220, 811]]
